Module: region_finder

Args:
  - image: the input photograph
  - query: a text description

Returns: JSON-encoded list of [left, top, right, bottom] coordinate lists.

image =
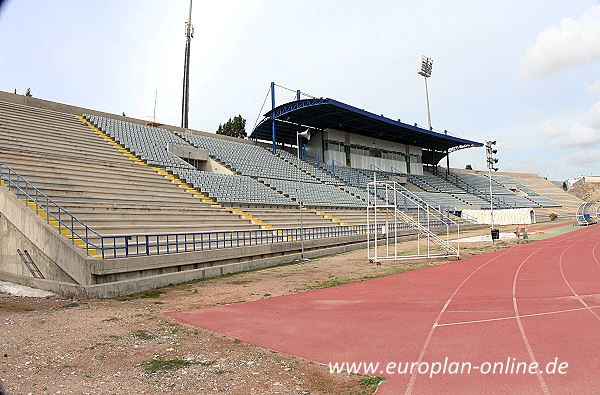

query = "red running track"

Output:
[[168, 224, 600, 394]]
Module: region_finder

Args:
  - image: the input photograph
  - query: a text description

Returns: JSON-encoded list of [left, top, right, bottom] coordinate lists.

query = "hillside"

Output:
[[570, 183, 600, 202]]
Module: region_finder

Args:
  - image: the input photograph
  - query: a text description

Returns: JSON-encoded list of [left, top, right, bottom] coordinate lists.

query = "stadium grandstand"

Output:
[[0, 90, 583, 297]]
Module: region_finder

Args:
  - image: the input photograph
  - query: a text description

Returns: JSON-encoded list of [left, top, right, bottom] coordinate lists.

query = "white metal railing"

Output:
[[367, 176, 460, 262]]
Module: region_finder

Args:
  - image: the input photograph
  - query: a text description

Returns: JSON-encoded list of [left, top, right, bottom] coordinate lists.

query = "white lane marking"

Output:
[[512, 247, 551, 395], [403, 248, 516, 395], [437, 304, 600, 328], [559, 243, 600, 322]]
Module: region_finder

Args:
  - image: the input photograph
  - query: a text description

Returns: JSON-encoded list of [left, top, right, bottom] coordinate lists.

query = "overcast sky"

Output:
[[1, 0, 599, 180]]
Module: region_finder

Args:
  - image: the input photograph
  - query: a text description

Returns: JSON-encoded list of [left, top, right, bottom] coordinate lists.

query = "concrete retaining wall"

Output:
[[462, 208, 536, 225], [0, 187, 91, 284]]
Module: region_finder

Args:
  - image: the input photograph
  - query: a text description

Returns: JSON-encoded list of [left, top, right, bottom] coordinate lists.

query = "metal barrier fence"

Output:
[[98, 217, 453, 258], [0, 162, 101, 256], [1, 162, 455, 259]]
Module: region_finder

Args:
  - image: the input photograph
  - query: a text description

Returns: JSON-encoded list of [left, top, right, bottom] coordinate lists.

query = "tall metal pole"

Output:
[[271, 82, 276, 154], [486, 140, 498, 242], [153, 89, 158, 124], [489, 166, 494, 232], [181, 0, 193, 128], [445, 130, 450, 175], [424, 77, 432, 130], [297, 134, 305, 260]]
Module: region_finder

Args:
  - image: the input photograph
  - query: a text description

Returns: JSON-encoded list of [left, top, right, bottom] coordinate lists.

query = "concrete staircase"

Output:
[[242, 207, 337, 229], [0, 100, 256, 245]]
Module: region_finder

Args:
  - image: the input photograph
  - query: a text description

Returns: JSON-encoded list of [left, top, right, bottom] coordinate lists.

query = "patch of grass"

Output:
[[145, 357, 192, 373], [359, 376, 385, 392], [102, 316, 119, 322], [141, 290, 163, 298], [115, 290, 163, 301], [132, 330, 155, 341], [263, 293, 272, 297], [0, 303, 34, 313], [106, 335, 121, 340], [153, 301, 165, 305], [307, 277, 354, 290]]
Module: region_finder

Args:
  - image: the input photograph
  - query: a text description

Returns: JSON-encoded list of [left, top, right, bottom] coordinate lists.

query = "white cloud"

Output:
[[519, 5, 600, 78], [568, 147, 600, 166], [539, 99, 600, 147], [587, 81, 600, 96]]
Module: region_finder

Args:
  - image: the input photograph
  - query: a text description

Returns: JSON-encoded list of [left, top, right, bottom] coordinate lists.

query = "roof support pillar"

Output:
[[271, 82, 276, 154], [445, 130, 450, 175]]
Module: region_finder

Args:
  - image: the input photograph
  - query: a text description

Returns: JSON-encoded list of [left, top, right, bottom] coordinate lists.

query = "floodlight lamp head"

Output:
[[418, 55, 433, 78]]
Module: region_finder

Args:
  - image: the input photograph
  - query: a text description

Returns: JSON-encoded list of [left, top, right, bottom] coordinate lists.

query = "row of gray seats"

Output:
[[172, 167, 296, 206], [85, 114, 194, 169], [278, 150, 344, 185], [258, 177, 365, 207], [492, 174, 539, 196], [409, 174, 464, 194], [182, 132, 315, 182]]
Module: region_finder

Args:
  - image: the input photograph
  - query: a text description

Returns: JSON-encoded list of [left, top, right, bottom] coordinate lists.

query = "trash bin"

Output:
[[491, 228, 500, 240]]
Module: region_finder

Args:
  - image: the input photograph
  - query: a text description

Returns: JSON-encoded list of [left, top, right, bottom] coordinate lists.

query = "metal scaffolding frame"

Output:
[[367, 175, 460, 262]]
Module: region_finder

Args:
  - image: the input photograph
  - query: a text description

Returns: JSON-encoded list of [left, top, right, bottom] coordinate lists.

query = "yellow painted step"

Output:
[[25, 200, 99, 258]]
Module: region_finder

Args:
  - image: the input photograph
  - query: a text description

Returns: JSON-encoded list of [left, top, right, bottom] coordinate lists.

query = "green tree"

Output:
[[216, 114, 246, 138]]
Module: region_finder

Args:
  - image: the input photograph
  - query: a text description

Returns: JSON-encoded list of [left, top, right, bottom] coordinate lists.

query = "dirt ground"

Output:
[[570, 182, 600, 201], [0, 223, 573, 395]]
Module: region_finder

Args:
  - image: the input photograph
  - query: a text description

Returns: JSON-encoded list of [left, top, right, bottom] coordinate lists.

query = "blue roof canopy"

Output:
[[250, 98, 482, 165]]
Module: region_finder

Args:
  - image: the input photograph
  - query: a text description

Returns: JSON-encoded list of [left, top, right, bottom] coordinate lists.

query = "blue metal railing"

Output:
[[1, 162, 455, 260], [99, 220, 453, 259], [0, 163, 102, 256]]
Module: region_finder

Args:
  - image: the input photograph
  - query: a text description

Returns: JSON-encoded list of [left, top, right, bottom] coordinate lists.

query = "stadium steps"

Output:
[[79, 114, 275, 229], [0, 101, 258, 245], [240, 207, 336, 228], [504, 172, 583, 210], [323, 209, 366, 226]]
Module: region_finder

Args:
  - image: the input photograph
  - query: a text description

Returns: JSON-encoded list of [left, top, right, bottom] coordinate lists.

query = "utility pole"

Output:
[[486, 141, 499, 241], [181, 0, 194, 128]]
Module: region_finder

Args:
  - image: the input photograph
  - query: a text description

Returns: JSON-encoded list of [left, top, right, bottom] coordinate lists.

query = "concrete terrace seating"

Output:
[[85, 114, 194, 169], [321, 163, 374, 188], [181, 132, 367, 207], [183, 132, 314, 182], [492, 174, 560, 208], [242, 207, 340, 228], [454, 172, 511, 196], [414, 192, 471, 211], [259, 178, 365, 207], [0, 101, 257, 244], [452, 193, 487, 208], [173, 167, 295, 206], [278, 150, 344, 185], [501, 172, 581, 212], [526, 195, 561, 208], [492, 174, 538, 196], [409, 174, 464, 194]]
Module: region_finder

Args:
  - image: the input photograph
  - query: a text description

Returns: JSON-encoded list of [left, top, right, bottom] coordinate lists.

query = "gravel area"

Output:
[[0, 223, 570, 394]]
